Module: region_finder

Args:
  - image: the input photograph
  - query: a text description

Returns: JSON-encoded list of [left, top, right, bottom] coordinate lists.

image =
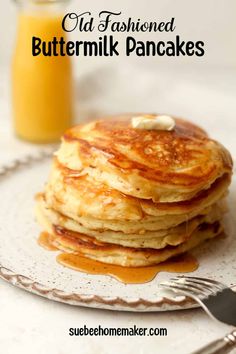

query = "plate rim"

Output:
[[0, 263, 196, 311]]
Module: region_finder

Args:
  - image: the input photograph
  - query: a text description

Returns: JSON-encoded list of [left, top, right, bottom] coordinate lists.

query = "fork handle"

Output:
[[191, 330, 236, 354]]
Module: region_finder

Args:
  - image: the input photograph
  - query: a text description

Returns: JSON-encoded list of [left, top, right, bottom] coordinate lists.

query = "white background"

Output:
[[0, 1, 236, 354]]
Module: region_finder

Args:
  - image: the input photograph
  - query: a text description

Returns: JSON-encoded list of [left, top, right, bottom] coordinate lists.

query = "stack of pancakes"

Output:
[[35, 115, 233, 267]]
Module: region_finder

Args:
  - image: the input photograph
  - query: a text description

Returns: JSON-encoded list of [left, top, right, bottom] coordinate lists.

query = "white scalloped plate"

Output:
[[0, 152, 235, 312]]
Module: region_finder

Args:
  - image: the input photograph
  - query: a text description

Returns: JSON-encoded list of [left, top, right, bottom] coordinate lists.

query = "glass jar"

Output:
[[12, 0, 73, 143]]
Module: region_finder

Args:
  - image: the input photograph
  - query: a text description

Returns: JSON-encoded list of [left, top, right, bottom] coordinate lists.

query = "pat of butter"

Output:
[[132, 114, 175, 131]]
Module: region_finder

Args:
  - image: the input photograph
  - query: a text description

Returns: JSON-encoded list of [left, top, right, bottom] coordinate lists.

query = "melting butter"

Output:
[[132, 114, 175, 131]]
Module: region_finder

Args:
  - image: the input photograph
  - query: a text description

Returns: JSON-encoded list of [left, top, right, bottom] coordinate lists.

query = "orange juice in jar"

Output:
[[12, 0, 73, 143]]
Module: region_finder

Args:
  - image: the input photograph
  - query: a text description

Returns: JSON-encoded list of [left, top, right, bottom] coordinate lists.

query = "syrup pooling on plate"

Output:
[[38, 232, 198, 284], [57, 253, 198, 284]]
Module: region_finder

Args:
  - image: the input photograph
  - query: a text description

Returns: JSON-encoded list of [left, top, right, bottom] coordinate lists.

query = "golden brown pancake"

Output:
[[56, 115, 232, 202], [35, 193, 226, 250], [39, 219, 223, 267], [35, 114, 233, 267], [44, 158, 230, 229]]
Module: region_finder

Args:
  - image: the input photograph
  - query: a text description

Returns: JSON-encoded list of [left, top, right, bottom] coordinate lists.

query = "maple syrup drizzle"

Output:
[[38, 232, 199, 284], [56, 253, 198, 284], [38, 232, 58, 251]]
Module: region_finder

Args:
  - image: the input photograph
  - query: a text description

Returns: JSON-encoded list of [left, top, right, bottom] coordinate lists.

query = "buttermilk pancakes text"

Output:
[[32, 11, 205, 57]]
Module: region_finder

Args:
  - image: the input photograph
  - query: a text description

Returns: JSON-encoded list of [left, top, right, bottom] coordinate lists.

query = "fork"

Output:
[[160, 276, 236, 353]]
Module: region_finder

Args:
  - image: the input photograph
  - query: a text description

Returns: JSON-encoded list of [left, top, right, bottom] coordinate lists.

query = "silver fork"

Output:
[[160, 276, 236, 354]]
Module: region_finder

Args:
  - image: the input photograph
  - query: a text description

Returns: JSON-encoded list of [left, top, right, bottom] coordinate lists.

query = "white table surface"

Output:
[[0, 63, 236, 354]]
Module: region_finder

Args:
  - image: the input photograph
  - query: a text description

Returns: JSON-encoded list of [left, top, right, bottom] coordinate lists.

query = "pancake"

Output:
[[35, 114, 233, 268], [44, 158, 230, 230], [56, 115, 232, 202], [39, 220, 223, 267], [35, 193, 226, 249]]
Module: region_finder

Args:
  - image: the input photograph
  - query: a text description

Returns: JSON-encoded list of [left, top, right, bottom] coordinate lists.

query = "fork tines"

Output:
[[160, 275, 236, 326], [160, 275, 227, 298]]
